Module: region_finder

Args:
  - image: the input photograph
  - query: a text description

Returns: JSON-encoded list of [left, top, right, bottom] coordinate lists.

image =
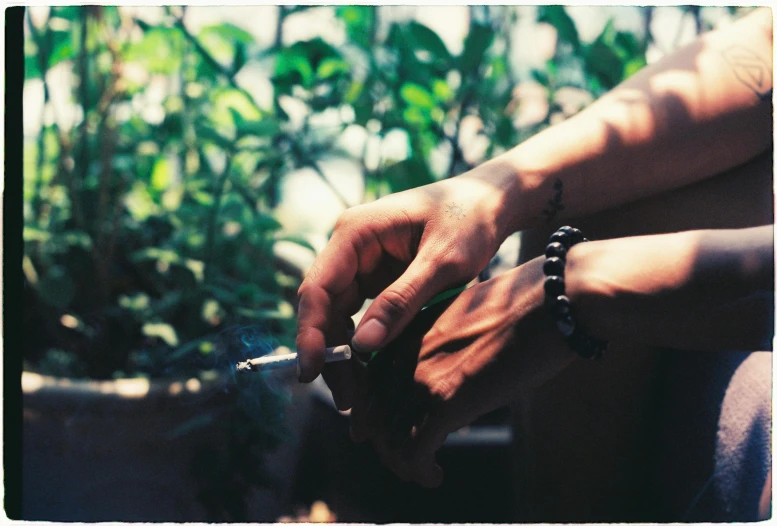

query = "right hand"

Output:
[[295, 165, 517, 410]]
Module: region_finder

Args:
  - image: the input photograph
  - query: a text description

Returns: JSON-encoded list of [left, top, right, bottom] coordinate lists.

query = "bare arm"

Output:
[[567, 224, 775, 350], [353, 225, 774, 487], [479, 8, 774, 231], [296, 8, 773, 389]]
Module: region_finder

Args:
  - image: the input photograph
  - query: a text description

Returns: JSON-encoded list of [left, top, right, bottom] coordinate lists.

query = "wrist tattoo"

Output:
[[541, 179, 565, 223], [445, 202, 467, 219], [720, 45, 773, 102]]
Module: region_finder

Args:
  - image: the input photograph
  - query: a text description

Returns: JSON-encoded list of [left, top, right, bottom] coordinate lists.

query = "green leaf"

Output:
[[230, 109, 281, 138], [150, 157, 171, 191], [585, 20, 624, 89], [204, 22, 254, 45], [198, 23, 254, 71], [125, 27, 186, 74], [273, 39, 339, 90], [459, 23, 494, 72], [431, 79, 454, 103], [48, 29, 74, 68], [317, 57, 349, 80], [400, 83, 434, 109], [23, 227, 51, 242], [539, 6, 580, 53], [336, 5, 374, 48], [50, 6, 81, 21], [407, 21, 453, 65], [61, 231, 93, 250], [234, 42, 247, 72], [273, 51, 314, 89], [531, 69, 550, 87], [253, 213, 283, 232], [132, 247, 181, 265], [25, 53, 41, 79], [234, 301, 294, 320], [192, 191, 216, 206], [201, 298, 225, 324], [402, 106, 429, 127], [615, 31, 644, 58], [275, 234, 315, 252], [196, 122, 234, 149], [142, 322, 179, 347], [382, 158, 435, 193], [623, 57, 646, 79]]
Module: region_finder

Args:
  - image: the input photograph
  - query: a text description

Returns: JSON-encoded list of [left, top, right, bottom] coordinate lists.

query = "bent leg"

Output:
[[510, 151, 773, 522]]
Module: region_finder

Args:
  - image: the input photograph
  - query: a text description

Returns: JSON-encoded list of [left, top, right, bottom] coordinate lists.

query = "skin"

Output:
[[294, 6, 773, 498], [350, 225, 774, 487], [297, 7, 773, 398]]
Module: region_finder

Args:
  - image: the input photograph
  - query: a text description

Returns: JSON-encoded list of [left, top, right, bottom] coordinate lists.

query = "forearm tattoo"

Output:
[[720, 45, 773, 102], [541, 179, 565, 223]]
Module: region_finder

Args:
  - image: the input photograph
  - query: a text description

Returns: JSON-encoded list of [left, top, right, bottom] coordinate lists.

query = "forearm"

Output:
[[485, 8, 773, 231], [565, 225, 775, 351]]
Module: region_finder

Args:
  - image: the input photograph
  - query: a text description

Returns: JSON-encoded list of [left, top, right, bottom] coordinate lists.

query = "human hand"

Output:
[[349, 256, 577, 487], [296, 165, 519, 410]]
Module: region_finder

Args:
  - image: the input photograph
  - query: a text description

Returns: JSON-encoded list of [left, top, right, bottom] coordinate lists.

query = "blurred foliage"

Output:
[[23, 5, 735, 381]]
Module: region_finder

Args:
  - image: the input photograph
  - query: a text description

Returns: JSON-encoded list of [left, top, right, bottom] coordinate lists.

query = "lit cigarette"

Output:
[[235, 345, 352, 373]]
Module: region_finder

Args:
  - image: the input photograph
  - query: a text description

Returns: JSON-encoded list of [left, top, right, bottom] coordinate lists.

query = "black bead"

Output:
[[544, 275, 565, 297], [545, 242, 567, 259], [556, 315, 575, 337], [549, 230, 571, 249], [543, 256, 565, 276], [568, 330, 606, 359], [552, 295, 571, 317], [567, 227, 585, 245]]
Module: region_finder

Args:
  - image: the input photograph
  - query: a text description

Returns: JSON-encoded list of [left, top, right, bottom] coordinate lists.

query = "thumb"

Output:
[[352, 255, 455, 353]]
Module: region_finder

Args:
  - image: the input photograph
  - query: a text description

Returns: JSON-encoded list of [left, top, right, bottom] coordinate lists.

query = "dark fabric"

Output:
[[653, 350, 772, 522]]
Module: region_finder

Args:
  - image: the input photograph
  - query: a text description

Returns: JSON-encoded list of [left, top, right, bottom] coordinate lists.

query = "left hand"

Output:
[[350, 256, 577, 488]]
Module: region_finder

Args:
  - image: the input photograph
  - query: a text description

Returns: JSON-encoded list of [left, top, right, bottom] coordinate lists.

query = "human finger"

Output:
[[296, 233, 362, 382], [402, 410, 453, 488], [352, 251, 460, 354], [321, 287, 363, 409]]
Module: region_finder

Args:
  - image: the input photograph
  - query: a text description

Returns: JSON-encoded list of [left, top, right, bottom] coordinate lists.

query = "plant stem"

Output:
[[72, 7, 89, 230], [274, 6, 286, 49], [27, 13, 51, 223], [204, 154, 232, 283], [309, 160, 351, 209]]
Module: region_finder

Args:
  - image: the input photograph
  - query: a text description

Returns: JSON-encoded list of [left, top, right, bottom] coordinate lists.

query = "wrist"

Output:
[[564, 239, 612, 341], [459, 157, 529, 242]]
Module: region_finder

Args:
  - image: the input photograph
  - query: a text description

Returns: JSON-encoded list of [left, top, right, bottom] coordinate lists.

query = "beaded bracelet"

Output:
[[542, 226, 608, 360]]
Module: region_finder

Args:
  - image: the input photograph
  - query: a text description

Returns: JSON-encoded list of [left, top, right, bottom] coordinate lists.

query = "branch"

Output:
[[26, 12, 51, 222], [204, 154, 233, 282], [172, 15, 264, 117], [308, 160, 351, 209]]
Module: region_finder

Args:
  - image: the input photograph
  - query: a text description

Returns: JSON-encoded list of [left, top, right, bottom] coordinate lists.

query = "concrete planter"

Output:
[[22, 371, 314, 522]]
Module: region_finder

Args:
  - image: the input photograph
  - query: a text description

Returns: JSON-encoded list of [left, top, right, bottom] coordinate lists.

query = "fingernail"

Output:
[[352, 319, 387, 352]]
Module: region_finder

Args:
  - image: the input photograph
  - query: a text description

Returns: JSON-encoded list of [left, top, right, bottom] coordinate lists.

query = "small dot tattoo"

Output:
[[445, 202, 467, 219]]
